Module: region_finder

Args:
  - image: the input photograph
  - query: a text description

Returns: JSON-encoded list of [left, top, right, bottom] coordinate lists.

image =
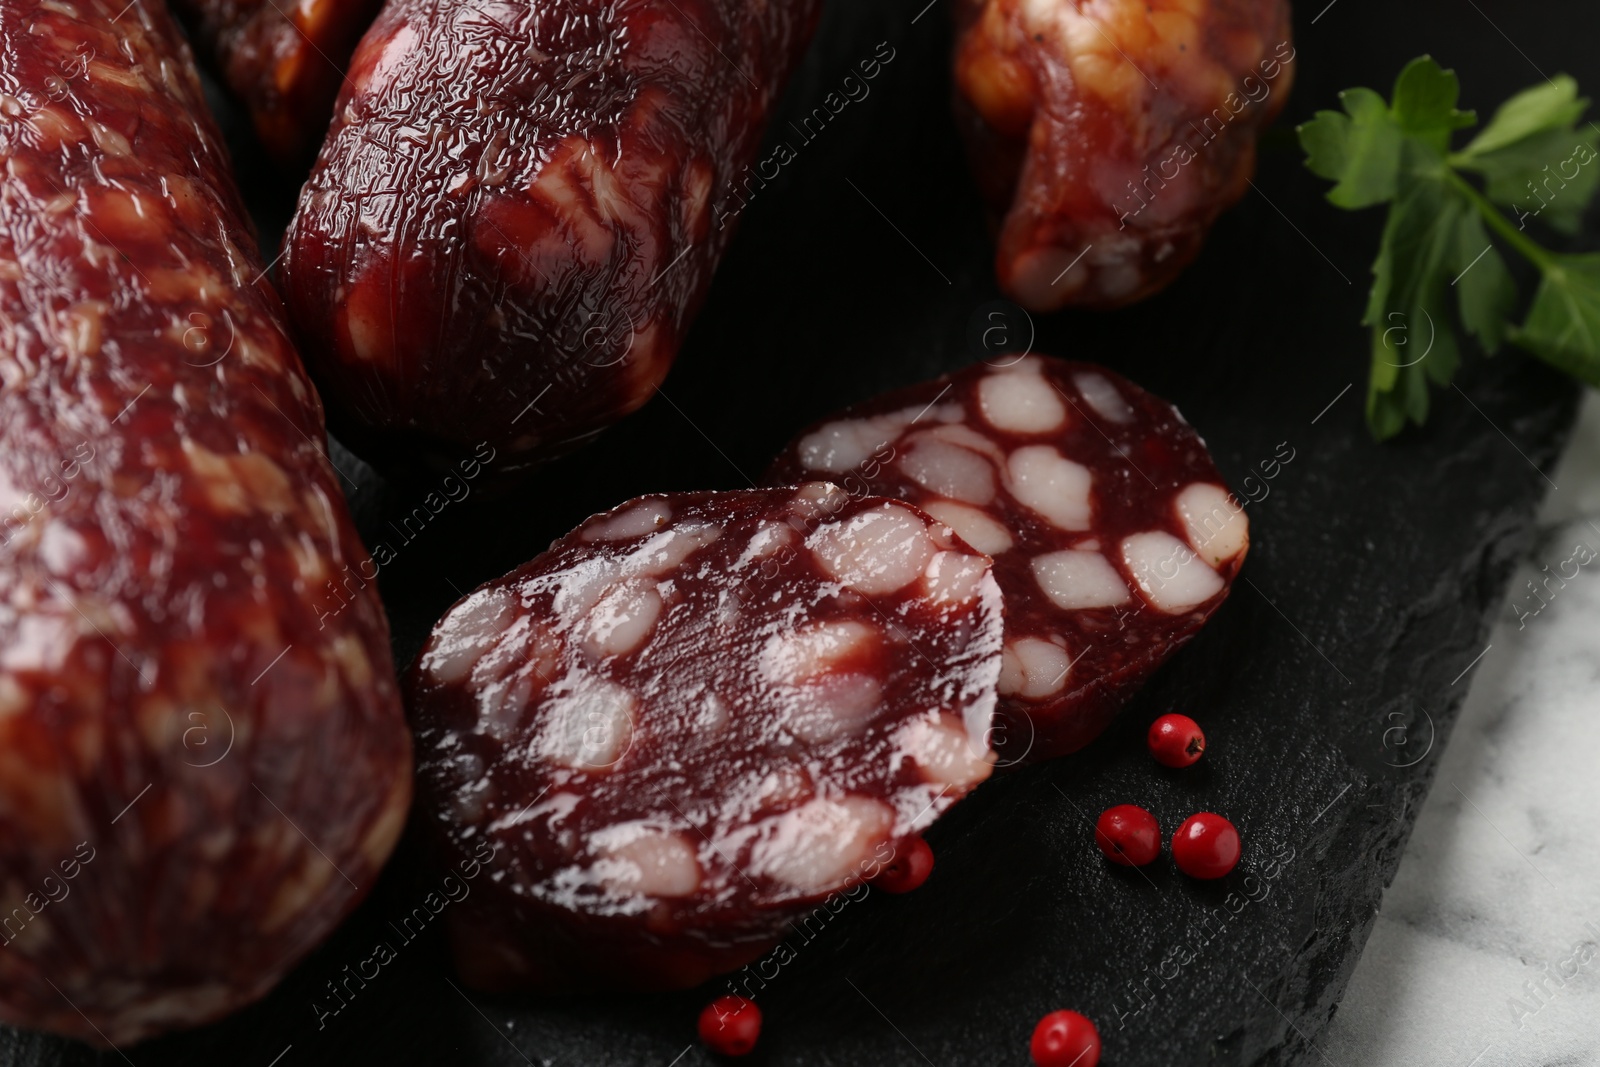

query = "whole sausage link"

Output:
[[172, 0, 383, 164], [953, 0, 1295, 310], [0, 0, 411, 1045], [281, 0, 824, 484]]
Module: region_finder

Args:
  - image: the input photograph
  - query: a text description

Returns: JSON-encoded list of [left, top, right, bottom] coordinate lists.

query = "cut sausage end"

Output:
[[767, 356, 1243, 762], [409, 485, 1000, 989]]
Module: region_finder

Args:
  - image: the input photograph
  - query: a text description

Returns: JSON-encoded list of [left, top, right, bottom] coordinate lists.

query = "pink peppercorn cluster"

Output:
[[1039, 711, 1242, 1062], [1090, 712, 1241, 877], [696, 711, 1249, 1062]]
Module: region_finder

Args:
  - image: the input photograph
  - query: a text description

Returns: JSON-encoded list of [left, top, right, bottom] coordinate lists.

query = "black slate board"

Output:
[[5, 0, 1591, 1064]]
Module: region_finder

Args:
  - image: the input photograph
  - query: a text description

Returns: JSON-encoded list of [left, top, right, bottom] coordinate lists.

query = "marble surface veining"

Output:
[[1322, 391, 1600, 1066]]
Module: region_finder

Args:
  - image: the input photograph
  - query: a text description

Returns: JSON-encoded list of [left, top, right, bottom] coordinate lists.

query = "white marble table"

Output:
[[1322, 391, 1600, 1066]]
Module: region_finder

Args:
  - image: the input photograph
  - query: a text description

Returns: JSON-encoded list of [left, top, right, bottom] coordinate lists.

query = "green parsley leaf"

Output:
[[1467, 129, 1600, 234], [1454, 76, 1600, 235], [1452, 210, 1514, 353], [1300, 58, 1600, 440], [1509, 252, 1600, 384], [1363, 162, 1467, 434], [1459, 76, 1587, 158], [1299, 88, 1403, 208], [1390, 57, 1476, 147]]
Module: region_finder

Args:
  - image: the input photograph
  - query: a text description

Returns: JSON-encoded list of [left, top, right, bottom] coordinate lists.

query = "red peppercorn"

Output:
[[697, 995, 761, 1057], [1148, 713, 1206, 767], [872, 835, 935, 894], [1030, 1009, 1101, 1067], [1093, 804, 1160, 866], [1172, 812, 1240, 879]]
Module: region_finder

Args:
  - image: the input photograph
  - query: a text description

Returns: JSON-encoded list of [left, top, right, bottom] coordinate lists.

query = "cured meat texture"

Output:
[[282, 0, 824, 483], [768, 356, 1247, 762], [408, 485, 1002, 990], [0, 0, 411, 1046], [172, 0, 382, 164], [954, 0, 1295, 310]]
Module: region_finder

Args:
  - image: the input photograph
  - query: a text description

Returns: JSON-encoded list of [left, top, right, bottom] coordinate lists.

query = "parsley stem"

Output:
[[1444, 170, 1555, 272]]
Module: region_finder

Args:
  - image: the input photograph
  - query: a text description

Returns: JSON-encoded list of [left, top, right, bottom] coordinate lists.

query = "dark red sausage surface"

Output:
[[281, 0, 824, 484], [953, 0, 1294, 310], [768, 357, 1248, 762], [0, 0, 411, 1045], [408, 485, 1002, 991], [172, 0, 381, 164]]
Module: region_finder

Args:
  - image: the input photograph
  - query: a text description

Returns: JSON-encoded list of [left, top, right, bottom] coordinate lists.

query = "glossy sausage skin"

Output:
[[282, 0, 824, 484], [0, 0, 411, 1045], [172, 0, 382, 164], [409, 485, 1001, 990], [954, 0, 1294, 310]]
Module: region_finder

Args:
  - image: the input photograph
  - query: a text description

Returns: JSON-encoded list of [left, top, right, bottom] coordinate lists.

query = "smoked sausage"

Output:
[[172, 0, 381, 164], [953, 0, 1295, 309], [408, 485, 1001, 989], [281, 0, 824, 483], [769, 357, 1248, 762], [0, 0, 411, 1044]]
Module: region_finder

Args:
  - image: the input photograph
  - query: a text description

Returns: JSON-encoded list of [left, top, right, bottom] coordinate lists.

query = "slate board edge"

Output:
[[1260, 396, 1580, 1066]]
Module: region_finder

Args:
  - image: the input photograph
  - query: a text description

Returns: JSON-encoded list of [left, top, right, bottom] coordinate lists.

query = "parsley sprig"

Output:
[[1298, 57, 1600, 438]]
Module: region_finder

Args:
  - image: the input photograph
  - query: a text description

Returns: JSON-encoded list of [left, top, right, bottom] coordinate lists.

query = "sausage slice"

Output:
[[408, 485, 1002, 990], [769, 357, 1247, 761]]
